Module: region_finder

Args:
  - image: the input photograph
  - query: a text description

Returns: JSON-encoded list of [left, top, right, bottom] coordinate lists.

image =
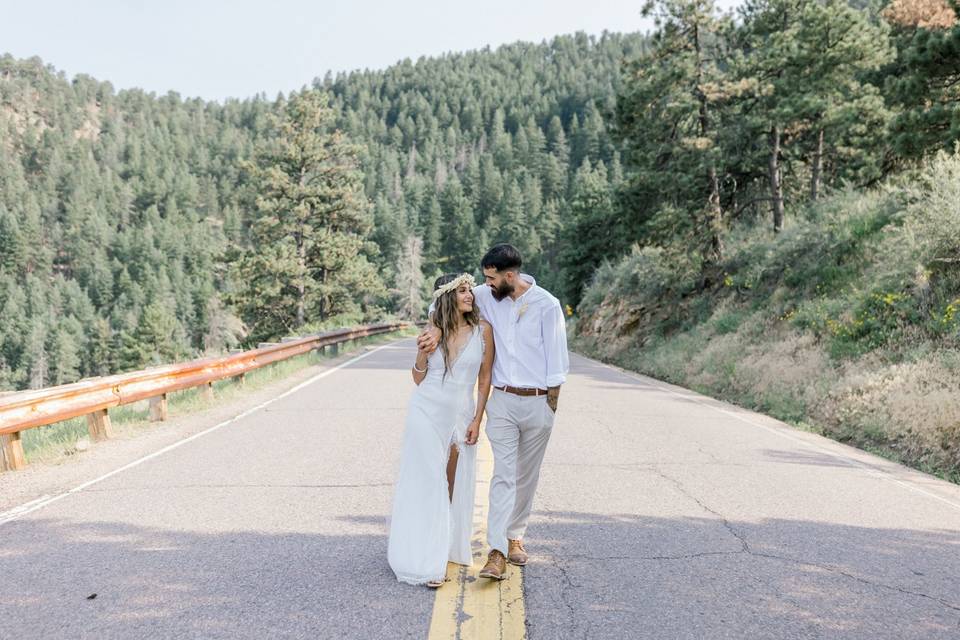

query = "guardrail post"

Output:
[[1, 433, 26, 471], [87, 408, 114, 441], [149, 394, 168, 422], [330, 342, 339, 356], [235, 373, 246, 386], [201, 382, 214, 402]]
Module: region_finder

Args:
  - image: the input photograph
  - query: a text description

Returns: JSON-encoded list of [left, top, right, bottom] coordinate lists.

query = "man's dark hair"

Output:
[[481, 243, 523, 272]]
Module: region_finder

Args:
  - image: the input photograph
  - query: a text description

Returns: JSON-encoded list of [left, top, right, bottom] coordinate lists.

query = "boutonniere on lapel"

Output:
[[516, 302, 529, 322]]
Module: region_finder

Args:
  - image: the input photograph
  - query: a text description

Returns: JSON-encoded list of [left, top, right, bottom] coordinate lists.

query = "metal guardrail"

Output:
[[0, 322, 410, 471]]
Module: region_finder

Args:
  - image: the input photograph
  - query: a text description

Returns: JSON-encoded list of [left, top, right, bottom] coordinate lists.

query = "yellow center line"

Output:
[[428, 431, 527, 639]]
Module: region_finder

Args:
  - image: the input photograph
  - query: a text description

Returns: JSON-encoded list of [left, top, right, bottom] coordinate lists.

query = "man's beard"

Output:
[[490, 281, 514, 301]]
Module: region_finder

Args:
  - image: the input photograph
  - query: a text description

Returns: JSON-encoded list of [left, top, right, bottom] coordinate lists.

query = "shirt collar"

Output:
[[514, 273, 539, 304]]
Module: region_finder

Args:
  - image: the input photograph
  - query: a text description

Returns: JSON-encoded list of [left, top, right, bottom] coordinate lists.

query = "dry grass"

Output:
[[576, 318, 960, 481], [816, 353, 960, 474]]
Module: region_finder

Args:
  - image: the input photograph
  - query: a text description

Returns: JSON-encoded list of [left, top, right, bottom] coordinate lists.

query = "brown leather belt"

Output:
[[495, 385, 548, 397]]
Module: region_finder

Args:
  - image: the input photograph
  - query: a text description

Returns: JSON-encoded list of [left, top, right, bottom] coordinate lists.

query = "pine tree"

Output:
[[440, 177, 481, 272], [616, 0, 731, 278], [0, 206, 25, 274], [734, 0, 893, 218], [133, 301, 182, 366], [88, 316, 115, 377], [884, 4, 960, 158], [48, 325, 81, 385], [421, 196, 443, 270], [557, 160, 618, 306], [230, 91, 384, 341]]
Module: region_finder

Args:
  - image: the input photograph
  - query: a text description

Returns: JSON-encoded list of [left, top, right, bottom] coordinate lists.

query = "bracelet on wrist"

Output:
[[413, 361, 427, 373]]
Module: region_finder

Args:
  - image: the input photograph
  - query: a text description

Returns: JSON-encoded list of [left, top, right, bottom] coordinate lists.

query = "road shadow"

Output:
[[3, 509, 959, 639], [761, 448, 862, 469], [521, 509, 960, 640], [0, 517, 430, 640]]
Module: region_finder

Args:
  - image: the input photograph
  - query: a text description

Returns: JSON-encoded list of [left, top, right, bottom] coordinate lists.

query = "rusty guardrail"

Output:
[[0, 322, 410, 471]]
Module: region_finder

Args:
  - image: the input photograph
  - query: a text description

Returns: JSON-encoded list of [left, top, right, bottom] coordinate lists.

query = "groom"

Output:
[[418, 243, 569, 579]]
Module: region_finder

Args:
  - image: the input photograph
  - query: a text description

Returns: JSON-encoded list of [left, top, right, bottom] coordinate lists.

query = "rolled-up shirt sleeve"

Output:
[[543, 299, 569, 387]]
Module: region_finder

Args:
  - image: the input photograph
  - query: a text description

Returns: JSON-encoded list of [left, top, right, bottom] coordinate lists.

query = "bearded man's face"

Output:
[[483, 267, 515, 301]]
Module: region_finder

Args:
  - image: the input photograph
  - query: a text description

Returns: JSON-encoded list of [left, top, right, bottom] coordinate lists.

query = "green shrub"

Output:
[[574, 151, 960, 482]]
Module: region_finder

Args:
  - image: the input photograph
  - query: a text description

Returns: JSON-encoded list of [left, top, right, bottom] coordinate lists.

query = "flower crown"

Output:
[[432, 273, 476, 299]]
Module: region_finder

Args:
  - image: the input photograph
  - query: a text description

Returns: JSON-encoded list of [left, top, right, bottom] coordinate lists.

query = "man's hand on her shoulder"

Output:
[[417, 327, 439, 354]]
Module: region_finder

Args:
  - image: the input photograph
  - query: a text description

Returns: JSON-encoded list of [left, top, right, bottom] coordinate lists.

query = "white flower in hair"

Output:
[[432, 273, 476, 299]]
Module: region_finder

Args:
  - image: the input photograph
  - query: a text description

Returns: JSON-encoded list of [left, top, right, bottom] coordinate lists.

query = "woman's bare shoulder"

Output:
[[479, 320, 494, 339]]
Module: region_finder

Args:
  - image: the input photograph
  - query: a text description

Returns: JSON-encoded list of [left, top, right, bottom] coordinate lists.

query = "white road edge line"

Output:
[[576, 353, 960, 514], [0, 343, 396, 526]]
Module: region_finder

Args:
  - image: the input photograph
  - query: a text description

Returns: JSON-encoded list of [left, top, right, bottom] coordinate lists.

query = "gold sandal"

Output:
[[426, 577, 448, 588]]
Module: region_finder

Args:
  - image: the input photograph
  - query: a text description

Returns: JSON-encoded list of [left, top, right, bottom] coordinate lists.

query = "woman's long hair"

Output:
[[432, 273, 479, 379]]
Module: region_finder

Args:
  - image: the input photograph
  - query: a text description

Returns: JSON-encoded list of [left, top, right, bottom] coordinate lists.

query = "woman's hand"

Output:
[[465, 418, 481, 445]]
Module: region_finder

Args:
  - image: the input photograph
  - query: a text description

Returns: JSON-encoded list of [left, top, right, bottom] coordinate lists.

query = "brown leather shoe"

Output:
[[507, 539, 528, 566], [478, 550, 507, 580]]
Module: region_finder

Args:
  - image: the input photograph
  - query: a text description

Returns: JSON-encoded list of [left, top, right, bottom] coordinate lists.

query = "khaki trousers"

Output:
[[485, 388, 556, 555]]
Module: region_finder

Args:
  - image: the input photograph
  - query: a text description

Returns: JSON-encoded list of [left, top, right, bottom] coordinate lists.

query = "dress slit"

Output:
[[388, 325, 481, 583]]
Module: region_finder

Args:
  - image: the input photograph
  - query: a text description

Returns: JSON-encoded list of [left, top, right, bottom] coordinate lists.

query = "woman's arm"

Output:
[[466, 321, 495, 444], [412, 327, 440, 385]]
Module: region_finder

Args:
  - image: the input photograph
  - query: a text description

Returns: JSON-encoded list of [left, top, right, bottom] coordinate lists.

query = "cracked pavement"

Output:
[[1, 341, 959, 639], [522, 353, 960, 640]]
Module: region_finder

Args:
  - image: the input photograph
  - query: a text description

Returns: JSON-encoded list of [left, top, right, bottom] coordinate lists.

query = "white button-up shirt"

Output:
[[473, 274, 569, 390]]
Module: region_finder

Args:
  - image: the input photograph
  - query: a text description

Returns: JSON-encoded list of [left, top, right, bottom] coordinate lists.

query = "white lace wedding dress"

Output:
[[388, 326, 483, 585]]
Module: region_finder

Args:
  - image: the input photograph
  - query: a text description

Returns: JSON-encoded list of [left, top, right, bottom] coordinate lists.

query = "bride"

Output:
[[388, 273, 494, 587]]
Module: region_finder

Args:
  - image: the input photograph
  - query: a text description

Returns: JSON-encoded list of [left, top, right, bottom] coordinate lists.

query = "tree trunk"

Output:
[[810, 127, 824, 202], [295, 166, 307, 329], [768, 125, 785, 233], [705, 165, 724, 265], [318, 267, 328, 321], [693, 22, 724, 274], [296, 233, 306, 329]]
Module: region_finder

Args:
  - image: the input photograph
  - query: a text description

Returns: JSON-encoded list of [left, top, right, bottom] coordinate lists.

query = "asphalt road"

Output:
[[2, 338, 960, 639]]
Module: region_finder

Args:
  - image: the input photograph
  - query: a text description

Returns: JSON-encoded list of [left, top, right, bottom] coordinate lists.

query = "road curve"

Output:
[[1, 339, 959, 639]]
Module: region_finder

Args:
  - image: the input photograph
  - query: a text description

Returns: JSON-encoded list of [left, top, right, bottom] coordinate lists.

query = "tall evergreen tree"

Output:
[[230, 91, 384, 340], [558, 160, 619, 306], [615, 0, 731, 280], [734, 0, 893, 224]]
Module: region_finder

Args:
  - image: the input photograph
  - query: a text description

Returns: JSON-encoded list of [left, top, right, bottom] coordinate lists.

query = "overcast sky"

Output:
[[1, 0, 741, 102]]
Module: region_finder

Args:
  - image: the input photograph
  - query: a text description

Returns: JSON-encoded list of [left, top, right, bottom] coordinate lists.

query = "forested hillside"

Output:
[[0, 32, 644, 390], [573, 0, 960, 479]]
